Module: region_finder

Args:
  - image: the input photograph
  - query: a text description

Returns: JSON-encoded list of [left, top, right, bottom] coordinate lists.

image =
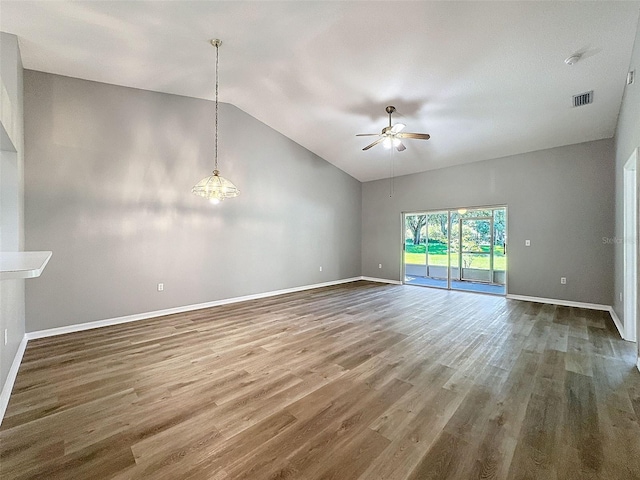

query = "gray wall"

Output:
[[0, 33, 25, 389], [362, 139, 615, 305], [24, 71, 361, 332], [613, 16, 640, 343]]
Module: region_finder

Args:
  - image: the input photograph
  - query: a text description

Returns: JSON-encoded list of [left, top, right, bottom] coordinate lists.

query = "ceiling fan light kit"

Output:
[[192, 39, 240, 204], [356, 105, 430, 152]]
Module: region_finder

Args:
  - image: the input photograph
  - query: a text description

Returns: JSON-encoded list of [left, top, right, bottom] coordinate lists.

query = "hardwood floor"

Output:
[[1, 280, 639, 479]]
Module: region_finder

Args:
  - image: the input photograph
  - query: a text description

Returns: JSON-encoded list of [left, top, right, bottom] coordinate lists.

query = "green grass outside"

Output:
[[406, 241, 505, 255], [404, 240, 506, 270], [404, 252, 507, 270]]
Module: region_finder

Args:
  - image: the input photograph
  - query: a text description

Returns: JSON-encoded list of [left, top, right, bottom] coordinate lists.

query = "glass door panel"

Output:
[[461, 218, 491, 283], [425, 211, 448, 288], [493, 208, 507, 286], [404, 212, 451, 288], [403, 213, 427, 285], [449, 211, 460, 284]]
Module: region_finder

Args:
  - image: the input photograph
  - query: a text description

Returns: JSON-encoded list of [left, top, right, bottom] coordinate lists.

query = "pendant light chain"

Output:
[[191, 38, 239, 202], [214, 41, 219, 172]]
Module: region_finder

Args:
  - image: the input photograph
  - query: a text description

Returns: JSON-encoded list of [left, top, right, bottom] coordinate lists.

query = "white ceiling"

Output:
[[2, 1, 639, 182]]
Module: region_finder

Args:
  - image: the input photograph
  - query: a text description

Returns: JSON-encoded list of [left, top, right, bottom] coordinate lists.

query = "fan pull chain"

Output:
[[389, 149, 395, 198]]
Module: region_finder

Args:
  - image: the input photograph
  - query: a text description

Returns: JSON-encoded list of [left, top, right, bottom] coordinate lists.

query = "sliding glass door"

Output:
[[403, 206, 507, 295]]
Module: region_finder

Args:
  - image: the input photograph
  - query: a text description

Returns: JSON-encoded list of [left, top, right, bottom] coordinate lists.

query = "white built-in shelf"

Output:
[[0, 251, 52, 280]]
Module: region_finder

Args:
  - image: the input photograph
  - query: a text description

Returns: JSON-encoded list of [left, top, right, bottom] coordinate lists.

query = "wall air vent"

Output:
[[572, 90, 594, 107]]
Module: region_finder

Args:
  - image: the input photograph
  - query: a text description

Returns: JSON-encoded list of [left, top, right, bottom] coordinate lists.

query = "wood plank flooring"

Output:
[[1, 280, 639, 479]]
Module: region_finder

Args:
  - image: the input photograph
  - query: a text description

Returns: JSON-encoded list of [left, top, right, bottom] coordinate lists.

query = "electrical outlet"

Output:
[[319, 266, 322, 272], [4, 329, 7, 346], [525, 240, 531, 247], [157, 283, 164, 292], [560, 277, 567, 285], [378, 264, 382, 269]]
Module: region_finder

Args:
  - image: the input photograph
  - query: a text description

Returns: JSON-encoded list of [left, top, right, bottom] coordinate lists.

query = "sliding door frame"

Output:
[[402, 204, 508, 295]]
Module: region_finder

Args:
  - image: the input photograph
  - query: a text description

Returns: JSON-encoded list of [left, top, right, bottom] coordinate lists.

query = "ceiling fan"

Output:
[[356, 106, 430, 151]]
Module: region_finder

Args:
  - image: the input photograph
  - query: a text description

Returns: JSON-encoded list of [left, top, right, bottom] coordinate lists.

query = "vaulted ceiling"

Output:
[[2, 1, 639, 181]]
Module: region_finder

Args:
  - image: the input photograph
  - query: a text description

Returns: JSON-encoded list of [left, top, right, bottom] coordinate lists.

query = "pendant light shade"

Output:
[[192, 39, 239, 203], [192, 169, 239, 203]]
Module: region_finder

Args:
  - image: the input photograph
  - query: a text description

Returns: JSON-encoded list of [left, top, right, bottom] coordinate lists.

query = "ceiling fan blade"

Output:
[[391, 123, 406, 133], [356, 133, 381, 137], [397, 133, 431, 140], [396, 141, 406, 152], [362, 138, 384, 150]]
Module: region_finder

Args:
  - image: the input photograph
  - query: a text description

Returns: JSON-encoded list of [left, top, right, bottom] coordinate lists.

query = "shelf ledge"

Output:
[[0, 251, 52, 280]]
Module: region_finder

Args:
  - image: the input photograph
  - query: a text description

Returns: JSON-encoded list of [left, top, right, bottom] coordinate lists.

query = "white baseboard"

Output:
[[607, 307, 630, 341], [1, 334, 28, 426], [506, 294, 631, 342], [361, 276, 402, 285], [637, 358, 640, 373], [506, 294, 610, 311], [26, 277, 363, 340]]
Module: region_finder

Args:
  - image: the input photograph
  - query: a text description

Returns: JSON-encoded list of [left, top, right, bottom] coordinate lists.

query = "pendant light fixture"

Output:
[[192, 39, 239, 204]]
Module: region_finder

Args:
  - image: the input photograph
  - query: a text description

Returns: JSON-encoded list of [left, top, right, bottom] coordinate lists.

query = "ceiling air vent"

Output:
[[572, 90, 594, 107]]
